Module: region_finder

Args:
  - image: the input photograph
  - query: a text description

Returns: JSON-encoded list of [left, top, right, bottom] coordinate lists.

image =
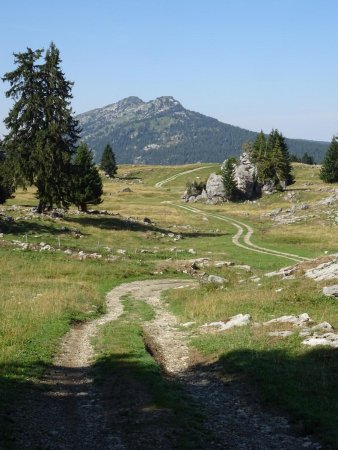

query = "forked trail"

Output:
[[11, 279, 319, 449], [175, 203, 310, 263], [154, 167, 309, 263]]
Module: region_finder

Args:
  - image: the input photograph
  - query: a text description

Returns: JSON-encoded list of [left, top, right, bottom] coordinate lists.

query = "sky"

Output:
[[0, 0, 337, 141]]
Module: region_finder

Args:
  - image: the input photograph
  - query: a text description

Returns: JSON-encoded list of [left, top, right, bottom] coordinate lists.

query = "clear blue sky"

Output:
[[0, 0, 337, 141]]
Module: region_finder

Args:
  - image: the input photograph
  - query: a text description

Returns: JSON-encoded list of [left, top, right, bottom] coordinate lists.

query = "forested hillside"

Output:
[[77, 96, 329, 164]]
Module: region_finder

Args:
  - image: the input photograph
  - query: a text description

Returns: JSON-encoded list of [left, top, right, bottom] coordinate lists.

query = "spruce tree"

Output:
[[2, 48, 44, 187], [221, 157, 238, 200], [320, 137, 338, 183], [0, 143, 13, 204], [2, 43, 80, 212], [301, 152, 315, 165], [34, 43, 81, 211], [100, 144, 118, 177], [251, 131, 267, 164], [252, 131, 274, 184], [241, 140, 254, 157], [267, 129, 294, 186], [71, 142, 103, 212], [252, 129, 294, 189], [290, 154, 301, 163]]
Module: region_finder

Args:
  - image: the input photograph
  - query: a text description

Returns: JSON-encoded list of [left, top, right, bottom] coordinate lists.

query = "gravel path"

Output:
[[8, 279, 321, 450], [176, 203, 310, 263], [154, 166, 210, 188]]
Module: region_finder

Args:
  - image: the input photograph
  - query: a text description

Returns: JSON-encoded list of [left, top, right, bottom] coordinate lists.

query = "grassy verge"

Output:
[[93, 296, 206, 449], [166, 279, 338, 448], [0, 246, 156, 417]]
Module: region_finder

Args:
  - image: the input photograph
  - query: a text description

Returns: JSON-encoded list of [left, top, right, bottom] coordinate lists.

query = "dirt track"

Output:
[[9, 279, 321, 450]]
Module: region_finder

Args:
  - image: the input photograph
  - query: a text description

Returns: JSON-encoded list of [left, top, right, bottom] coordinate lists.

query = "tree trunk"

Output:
[[36, 201, 45, 214], [79, 203, 87, 213]]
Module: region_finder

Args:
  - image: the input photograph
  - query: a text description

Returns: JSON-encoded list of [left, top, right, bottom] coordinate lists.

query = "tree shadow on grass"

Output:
[[0, 220, 67, 236], [1, 346, 336, 449], [0, 355, 203, 450], [65, 216, 228, 239], [215, 346, 338, 448]]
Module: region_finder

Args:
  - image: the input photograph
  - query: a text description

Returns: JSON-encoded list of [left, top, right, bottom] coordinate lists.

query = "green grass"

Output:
[[166, 278, 338, 448], [93, 296, 207, 449], [1, 162, 338, 445]]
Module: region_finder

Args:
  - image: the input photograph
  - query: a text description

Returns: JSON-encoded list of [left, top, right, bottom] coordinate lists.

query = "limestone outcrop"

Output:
[[233, 152, 260, 198], [182, 152, 263, 203]]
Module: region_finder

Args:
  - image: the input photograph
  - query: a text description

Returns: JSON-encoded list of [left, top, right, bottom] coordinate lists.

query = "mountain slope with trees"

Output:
[[77, 96, 329, 165]]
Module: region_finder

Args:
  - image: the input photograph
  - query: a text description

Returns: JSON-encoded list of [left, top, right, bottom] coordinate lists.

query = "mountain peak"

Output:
[[77, 96, 329, 165], [151, 96, 183, 113], [117, 96, 144, 107]]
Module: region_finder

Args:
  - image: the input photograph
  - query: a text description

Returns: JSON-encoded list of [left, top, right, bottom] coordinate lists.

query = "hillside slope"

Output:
[[77, 96, 329, 164]]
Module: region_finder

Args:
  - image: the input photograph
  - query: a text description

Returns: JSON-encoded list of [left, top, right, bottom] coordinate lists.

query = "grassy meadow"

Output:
[[1, 162, 338, 446]]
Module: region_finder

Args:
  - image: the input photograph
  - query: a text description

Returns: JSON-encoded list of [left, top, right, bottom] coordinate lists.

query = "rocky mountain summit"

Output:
[[77, 96, 329, 165]]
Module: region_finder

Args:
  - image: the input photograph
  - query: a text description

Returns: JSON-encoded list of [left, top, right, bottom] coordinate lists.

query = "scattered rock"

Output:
[[234, 264, 251, 271], [0, 214, 14, 223], [311, 322, 333, 331], [202, 314, 251, 331], [322, 285, 338, 297], [267, 331, 294, 337], [181, 322, 196, 328], [317, 195, 338, 206], [143, 217, 152, 224], [121, 187, 132, 193], [306, 260, 338, 281], [265, 265, 297, 279], [39, 244, 55, 252], [207, 275, 227, 285], [302, 333, 338, 348], [213, 261, 234, 268], [116, 249, 126, 255], [264, 313, 311, 327], [251, 276, 261, 282], [268, 208, 282, 217]]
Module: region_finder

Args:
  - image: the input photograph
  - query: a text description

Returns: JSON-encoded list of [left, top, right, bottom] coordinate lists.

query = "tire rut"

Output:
[[9, 279, 321, 450], [176, 203, 310, 263], [155, 166, 210, 188], [140, 281, 321, 450]]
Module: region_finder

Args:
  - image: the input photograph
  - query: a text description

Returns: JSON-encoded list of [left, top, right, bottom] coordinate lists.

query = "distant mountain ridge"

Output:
[[77, 96, 329, 165]]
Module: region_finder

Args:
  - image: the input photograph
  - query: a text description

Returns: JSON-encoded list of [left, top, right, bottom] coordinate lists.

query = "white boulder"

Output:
[[202, 314, 251, 331], [302, 333, 338, 348]]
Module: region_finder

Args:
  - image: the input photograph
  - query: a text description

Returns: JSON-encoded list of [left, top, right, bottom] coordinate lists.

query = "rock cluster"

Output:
[[182, 152, 273, 203], [201, 311, 337, 348], [306, 258, 338, 281]]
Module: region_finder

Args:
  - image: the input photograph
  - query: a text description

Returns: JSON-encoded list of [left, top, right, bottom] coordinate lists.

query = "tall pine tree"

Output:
[[252, 129, 294, 189], [100, 144, 118, 177], [320, 136, 338, 183], [2, 48, 44, 187], [267, 129, 293, 186], [71, 142, 103, 212], [34, 42, 81, 211], [2, 43, 80, 212]]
